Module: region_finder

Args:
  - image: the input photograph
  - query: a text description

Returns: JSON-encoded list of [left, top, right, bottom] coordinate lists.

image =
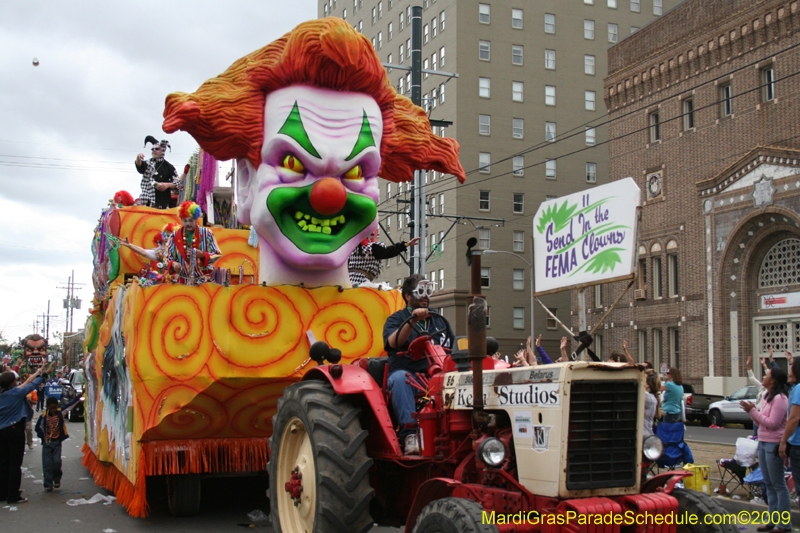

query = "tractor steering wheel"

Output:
[[397, 309, 451, 361]]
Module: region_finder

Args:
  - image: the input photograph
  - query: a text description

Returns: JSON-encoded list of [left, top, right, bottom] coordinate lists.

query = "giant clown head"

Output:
[[163, 18, 465, 287]]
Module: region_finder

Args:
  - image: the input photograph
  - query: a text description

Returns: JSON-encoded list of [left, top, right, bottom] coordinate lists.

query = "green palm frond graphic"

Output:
[[570, 248, 625, 276], [536, 200, 578, 234]]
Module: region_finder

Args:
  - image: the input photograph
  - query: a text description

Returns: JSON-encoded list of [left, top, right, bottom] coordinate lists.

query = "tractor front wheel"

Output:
[[673, 488, 738, 533], [166, 474, 202, 517], [268, 380, 374, 533], [413, 497, 499, 533]]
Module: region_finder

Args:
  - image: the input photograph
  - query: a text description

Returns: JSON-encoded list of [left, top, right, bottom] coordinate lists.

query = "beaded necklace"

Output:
[[407, 307, 430, 333]]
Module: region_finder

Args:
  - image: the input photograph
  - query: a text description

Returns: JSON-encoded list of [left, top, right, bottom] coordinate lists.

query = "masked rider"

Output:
[[383, 274, 455, 455]]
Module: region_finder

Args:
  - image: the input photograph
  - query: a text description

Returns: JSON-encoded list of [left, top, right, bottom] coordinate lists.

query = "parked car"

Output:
[[707, 385, 759, 428], [683, 383, 725, 425], [61, 369, 85, 422]]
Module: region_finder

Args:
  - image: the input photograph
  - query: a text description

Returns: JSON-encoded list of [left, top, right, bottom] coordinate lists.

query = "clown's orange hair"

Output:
[[163, 17, 464, 184]]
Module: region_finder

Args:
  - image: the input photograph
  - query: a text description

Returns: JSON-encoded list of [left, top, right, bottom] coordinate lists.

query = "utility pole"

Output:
[[382, 5, 458, 278], [57, 271, 84, 368]]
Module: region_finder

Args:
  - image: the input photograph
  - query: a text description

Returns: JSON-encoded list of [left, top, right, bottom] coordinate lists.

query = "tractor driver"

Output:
[[384, 274, 455, 455]]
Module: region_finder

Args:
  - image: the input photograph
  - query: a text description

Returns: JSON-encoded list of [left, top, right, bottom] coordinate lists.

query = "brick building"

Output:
[[586, 0, 800, 394]]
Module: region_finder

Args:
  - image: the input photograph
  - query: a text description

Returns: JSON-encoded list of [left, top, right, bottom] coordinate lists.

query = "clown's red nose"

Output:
[[310, 178, 347, 216]]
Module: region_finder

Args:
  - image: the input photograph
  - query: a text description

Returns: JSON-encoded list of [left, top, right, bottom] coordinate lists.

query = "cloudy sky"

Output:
[[0, 0, 316, 345]]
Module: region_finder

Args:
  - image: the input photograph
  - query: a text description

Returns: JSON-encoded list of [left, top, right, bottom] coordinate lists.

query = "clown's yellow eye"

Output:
[[343, 165, 363, 181], [282, 154, 305, 173]]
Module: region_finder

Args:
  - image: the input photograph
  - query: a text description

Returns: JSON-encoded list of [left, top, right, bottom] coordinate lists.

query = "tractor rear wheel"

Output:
[[672, 488, 738, 533], [413, 497, 499, 533], [268, 380, 374, 533]]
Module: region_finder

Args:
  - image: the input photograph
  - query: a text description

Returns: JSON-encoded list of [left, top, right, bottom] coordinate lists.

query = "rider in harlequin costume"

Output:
[[163, 201, 222, 285], [348, 229, 419, 286]]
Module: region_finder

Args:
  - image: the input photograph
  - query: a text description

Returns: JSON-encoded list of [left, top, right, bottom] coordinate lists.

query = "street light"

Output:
[[483, 249, 534, 342]]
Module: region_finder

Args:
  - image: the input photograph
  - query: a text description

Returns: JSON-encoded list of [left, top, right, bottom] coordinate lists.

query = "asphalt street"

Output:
[[0, 420, 777, 533], [685, 424, 754, 445]]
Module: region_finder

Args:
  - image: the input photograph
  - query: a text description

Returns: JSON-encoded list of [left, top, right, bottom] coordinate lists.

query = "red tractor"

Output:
[[267, 304, 736, 533]]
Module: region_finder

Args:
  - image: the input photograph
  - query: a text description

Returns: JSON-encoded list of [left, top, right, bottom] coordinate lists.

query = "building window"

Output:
[[585, 90, 596, 111], [585, 0, 594, 4], [479, 3, 490, 24], [720, 82, 733, 117], [479, 229, 491, 250], [608, 23, 618, 43], [545, 85, 556, 106], [423, 58, 429, 79], [479, 77, 491, 98], [512, 81, 524, 102], [432, 17, 437, 38], [512, 8, 523, 29], [759, 238, 800, 288], [387, 53, 393, 65], [584, 20, 595, 40], [631, 26, 640, 34], [430, 87, 437, 109], [377, 31, 383, 49], [649, 110, 660, 142], [388, 21, 393, 40], [638, 257, 647, 291], [545, 49, 556, 70], [631, 0, 640, 12], [372, 7, 376, 24], [431, 53, 437, 72], [406, 38, 411, 58], [546, 159, 556, 179], [479, 114, 491, 135], [378, 0, 383, 17], [486, 306, 491, 327], [653, 328, 662, 369], [513, 307, 525, 329], [512, 118, 524, 139], [609, 0, 617, 7], [762, 66, 776, 102], [481, 267, 491, 287], [652, 256, 662, 298], [399, 44, 404, 64], [512, 45, 523, 66], [682, 98, 694, 130], [585, 55, 596, 75], [594, 284, 603, 308], [513, 156, 524, 176], [398, 76, 404, 94], [544, 13, 555, 33], [438, 269, 444, 290], [669, 328, 679, 367], [371, 37, 376, 49], [638, 330, 647, 363], [478, 152, 492, 174], [440, 83, 445, 103], [668, 254, 679, 297], [513, 193, 524, 214], [513, 230, 525, 252], [594, 334, 603, 359], [546, 309, 558, 330], [439, 194, 444, 214], [586, 162, 597, 183], [440, 46, 445, 67], [423, 23, 429, 44], [357, 20, 362, 32], [399, 11, 404, 30], [654, 0, 662, 15], [479, 40, 491, 61], [512, 269, 525, 290], [479, 190, 490, 210], [586, 127, 596, 145], [439, 231, 444, 250], [545, 122, 556, 142], [440, 10, 445, 32], [429, 269, 437, 287], [343, 8, 347, 19]]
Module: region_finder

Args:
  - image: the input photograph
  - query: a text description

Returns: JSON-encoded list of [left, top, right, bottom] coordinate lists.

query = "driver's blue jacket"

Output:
[[383, 308, 455, 374]]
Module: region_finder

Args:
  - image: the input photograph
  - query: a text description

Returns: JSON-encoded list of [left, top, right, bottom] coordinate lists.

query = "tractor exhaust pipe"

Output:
[[466, 238, 486, 416]]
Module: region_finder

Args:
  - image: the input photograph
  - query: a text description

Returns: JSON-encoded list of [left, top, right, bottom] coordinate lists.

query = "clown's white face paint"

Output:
[[237, 85, 382, 287]]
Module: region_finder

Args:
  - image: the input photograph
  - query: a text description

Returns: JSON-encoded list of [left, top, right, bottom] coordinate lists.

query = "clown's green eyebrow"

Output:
[[345, 110, 376, 162], [277, 102, 321, 159]]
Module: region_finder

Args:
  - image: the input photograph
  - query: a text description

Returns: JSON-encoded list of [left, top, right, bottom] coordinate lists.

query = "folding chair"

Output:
[[720, 458, 755, 497], [656, 421, 694, 470]]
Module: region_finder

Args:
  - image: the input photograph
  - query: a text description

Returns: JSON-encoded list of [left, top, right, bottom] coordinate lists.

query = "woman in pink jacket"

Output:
[[742, 367, 791, 533]]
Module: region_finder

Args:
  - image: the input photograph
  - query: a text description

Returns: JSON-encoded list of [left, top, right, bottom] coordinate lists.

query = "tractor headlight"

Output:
[[643, 435, 664, 461], [477, 437, 507, 467]]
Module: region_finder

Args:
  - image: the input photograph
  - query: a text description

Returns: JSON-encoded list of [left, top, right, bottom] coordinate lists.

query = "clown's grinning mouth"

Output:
[[290, 209, 347, 235]]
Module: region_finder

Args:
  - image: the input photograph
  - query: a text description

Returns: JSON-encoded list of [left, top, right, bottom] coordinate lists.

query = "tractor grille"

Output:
[[566, 380, 639, 490]]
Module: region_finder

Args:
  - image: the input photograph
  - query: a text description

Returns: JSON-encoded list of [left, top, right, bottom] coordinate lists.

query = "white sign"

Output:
[[513, 411, 533, 439], [761, 292, 800, 310], [533, 178, 640, 296], [454, 383, 560, 408], [532, 425, 553, 453]]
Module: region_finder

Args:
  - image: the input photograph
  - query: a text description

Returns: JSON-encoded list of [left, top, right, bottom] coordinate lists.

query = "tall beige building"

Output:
[[318, 0, 676, 355]]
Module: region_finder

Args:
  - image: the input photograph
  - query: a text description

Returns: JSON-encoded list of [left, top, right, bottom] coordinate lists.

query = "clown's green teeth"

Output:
[[294, 211, 304, 220], [308, 224, 319, 232], [330, 219, 337, 227], [338, 215, 346, 223], [304, 214, 310, 220], [321, 219, 330, 227], [311, 217, 321, 225], [298, 220, 307, 229], [322, 227, 331, 235]]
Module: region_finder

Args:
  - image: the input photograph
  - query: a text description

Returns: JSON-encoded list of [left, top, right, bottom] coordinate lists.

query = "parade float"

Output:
[[81, 17, 465, 517]]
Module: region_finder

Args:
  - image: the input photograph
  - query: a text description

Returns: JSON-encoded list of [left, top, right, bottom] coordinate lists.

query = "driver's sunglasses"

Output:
[[412, 281, 436, 299]]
